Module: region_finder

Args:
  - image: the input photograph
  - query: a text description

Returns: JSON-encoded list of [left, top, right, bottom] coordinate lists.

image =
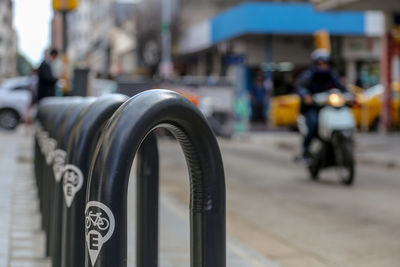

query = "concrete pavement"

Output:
[[159, 134, 400, 267], [0, 128, 50, 267], [0, 130, 15, 266], [131, 192, 279, 267]]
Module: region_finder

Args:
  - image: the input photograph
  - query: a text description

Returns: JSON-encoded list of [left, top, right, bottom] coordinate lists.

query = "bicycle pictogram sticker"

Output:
[[85, 211, 110, 231], [52, 149, 66, 182], [62, 165, 83, 207], [85, 201, 115, 266]]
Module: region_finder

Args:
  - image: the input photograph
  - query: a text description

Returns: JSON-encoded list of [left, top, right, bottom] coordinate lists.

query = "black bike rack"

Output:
[[59, 94, 129, 267], [34, 90, 226, 267], [35, 95, 161, 267], [49, 98, 95, 267], [35, 97, 83, 256], [85, 89, 226, 267], [34, 97, 95, 266]]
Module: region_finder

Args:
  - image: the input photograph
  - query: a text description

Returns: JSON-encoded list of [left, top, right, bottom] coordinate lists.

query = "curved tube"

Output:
[[50, 98, 95, 267], [60, 94, 128, 267], [85, 90, 226, 267], [136, 132, 159, 267], [35, 99, 82, 256]]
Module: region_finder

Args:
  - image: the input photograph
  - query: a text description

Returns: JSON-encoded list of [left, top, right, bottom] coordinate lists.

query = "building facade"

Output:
[[0, 0, 17, 80], [51, 0, 140, 78], [109, 2, 137, 77], [133, 0, 383, 92], [174, 1, 384, 95], [63, 0, 115, 77]]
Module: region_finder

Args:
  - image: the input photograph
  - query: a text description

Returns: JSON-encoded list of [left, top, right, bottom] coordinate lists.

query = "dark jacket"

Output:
[[296, 66, 347, 112], [37, 60, 57, 100]]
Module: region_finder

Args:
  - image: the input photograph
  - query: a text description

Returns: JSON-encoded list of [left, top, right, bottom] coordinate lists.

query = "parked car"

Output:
[[0, 77, 32, 130]]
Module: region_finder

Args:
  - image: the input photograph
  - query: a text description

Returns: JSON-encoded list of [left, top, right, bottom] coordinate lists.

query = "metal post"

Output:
[[382, 13, 394, 130], [62, 10, 68, 53], [265, 34, 273, 80], [85, 90, 226, 267], [160, 0, 173, 77], [62, 10, 71, 95], [136, 133, 159, 267]]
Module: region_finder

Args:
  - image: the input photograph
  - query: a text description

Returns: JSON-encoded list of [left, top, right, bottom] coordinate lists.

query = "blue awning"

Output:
[[211, 2, 367, 44]]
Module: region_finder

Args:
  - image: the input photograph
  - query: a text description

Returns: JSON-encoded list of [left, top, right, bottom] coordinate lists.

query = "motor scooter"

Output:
[[298, 89, 356, 185]]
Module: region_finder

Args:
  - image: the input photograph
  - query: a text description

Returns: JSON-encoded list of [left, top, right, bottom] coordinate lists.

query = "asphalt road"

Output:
[[158, 136, 400, 267]]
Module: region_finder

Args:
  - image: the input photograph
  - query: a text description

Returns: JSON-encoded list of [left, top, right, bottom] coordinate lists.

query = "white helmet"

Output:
[[311, 48, 331, 63]]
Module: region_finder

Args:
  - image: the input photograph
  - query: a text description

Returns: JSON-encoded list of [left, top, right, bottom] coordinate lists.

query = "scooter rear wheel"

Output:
[[308, 156, 320, 181], [333, 135, 355, 186], [339, 165, 354, 186]]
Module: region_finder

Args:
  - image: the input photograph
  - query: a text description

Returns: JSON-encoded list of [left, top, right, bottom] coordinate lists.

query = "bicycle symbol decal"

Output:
[[45, 138, 57, 165], [62, 164, 83, 207], [52, 149, 66, 182], [85, 201, 115, 266], [85, 211, 110, 230]]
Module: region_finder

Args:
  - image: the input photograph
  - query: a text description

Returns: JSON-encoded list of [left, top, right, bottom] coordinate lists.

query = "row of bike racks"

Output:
[[33, 90, 226, 267]]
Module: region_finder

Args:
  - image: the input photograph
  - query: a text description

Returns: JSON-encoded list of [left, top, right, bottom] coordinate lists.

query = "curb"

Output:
[[274, 140, 399, 169]]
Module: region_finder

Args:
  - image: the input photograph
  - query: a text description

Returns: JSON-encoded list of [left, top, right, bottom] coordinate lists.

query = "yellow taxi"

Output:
[[269, 83, 399, 130], [269, 94, 300, 128], [349, 84, 382, 131]]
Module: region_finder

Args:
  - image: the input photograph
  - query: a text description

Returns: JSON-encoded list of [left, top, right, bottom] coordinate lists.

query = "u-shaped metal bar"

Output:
[[60, 94, 129, 267], [50, 98, 95, 267], [85, 89, 226, 267], [35, 98, 83, 256]]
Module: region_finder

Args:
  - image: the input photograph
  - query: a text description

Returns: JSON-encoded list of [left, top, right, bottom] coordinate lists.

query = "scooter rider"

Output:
[[296, 49, 348, 160]]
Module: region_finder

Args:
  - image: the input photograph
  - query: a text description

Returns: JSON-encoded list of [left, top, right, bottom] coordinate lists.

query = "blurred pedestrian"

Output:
[[24, 68, 39, 133], [29, 68, 39, 104], [37, 49, 58, 101], [249, 73, 269, 123]]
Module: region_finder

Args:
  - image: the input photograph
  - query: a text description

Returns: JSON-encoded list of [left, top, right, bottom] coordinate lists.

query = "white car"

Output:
[[0, 76, 32, 130]]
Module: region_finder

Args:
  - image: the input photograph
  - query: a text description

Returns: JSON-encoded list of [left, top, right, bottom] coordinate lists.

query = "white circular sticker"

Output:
[[45, 139, 57, 165], [85, 201, 116, 266], [52, 149, 67, 182], [38, 132, 49, 154], [62, 164, 83, 207]]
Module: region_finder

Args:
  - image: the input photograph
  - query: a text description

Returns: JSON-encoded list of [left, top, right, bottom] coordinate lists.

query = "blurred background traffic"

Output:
[[0, 0, 399, 133]]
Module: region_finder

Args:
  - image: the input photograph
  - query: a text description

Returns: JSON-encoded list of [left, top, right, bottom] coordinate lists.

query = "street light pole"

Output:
[[382, 12, 394, 130], [160, 0, 173, 78], [61, 10, 70, 95], [62, 10, 68, 54], [53, 0, 78, 96]]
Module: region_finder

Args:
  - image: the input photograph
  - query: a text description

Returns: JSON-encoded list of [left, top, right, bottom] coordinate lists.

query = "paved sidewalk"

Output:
[[0, 130, 16, 266], [0, 129, 50, 267]]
